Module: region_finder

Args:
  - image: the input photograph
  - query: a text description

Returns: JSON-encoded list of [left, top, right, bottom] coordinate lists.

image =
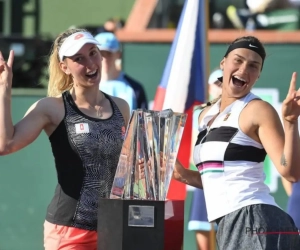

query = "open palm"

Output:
[[282, 72, 300, 123], [0, 50, 14, 88]]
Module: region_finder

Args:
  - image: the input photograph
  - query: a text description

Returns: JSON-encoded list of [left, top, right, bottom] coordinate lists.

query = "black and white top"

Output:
[[46, 91, 125, 231], [193, 92, 278, 222]]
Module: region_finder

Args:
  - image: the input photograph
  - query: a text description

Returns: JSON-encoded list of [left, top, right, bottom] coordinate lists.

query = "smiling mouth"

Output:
[[232, 76, 247, 87], [86, 70, 98, 79]]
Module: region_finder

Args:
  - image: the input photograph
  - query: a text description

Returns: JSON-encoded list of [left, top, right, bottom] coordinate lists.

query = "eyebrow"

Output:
[[234, 54, 261, 64]]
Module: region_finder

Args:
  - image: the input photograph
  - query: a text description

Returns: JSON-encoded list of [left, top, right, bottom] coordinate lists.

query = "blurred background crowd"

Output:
[[151, 0, 300, 30], [1, 0, 300, 90]]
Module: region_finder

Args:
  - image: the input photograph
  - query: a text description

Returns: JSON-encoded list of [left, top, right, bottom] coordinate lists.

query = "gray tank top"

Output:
[[46, 91, 125, 231]]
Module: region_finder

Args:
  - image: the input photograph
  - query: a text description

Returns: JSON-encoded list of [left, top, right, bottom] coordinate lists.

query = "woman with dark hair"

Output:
[[173, 36, 300, 249]]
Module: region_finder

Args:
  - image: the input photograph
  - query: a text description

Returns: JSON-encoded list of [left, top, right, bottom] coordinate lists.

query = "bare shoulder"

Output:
[[110, 95, 130, 112], [26, 96, 64, 124], [109, 95, 130, 124], [244, 99, 279, 124], [27, 95, 63, 114]]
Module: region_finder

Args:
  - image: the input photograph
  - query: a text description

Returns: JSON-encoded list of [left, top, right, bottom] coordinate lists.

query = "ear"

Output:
[[220, 58, 225, 70], [59, 61, 71, 75]]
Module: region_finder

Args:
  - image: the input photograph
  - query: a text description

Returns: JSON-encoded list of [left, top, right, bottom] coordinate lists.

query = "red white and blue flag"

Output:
[[153, 0, 208, 200]]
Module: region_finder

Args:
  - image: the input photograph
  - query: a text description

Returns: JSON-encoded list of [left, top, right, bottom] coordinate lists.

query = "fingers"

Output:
[[288, 72, 297, 95], [293, 89, 300, 101], [138, 159, 145, 170], [0, 50, 13, 75], [293, 96, 300, 102], [0, 51, 4, 61], [7, 50, 14, 68], [0, 50, 14, 68], [138, 163, 145, 179], [0, 51, 5, 70], [0, 52, 5, 72]]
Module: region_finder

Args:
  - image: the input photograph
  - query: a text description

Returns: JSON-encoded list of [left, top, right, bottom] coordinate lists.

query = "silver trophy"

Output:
[[110, 109, 187, 201]]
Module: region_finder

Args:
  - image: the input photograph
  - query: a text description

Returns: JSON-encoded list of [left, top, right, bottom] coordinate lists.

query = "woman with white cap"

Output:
[[0, 28, 130, 249]]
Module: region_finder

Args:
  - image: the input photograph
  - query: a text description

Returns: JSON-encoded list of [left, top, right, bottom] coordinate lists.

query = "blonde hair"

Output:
[[47, 28, 88, 97]]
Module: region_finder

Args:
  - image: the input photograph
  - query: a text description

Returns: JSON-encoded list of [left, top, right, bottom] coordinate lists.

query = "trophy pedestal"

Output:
[[97, 199, 184, 250]]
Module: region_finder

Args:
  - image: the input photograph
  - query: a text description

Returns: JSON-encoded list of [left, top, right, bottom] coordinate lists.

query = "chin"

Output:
[[232, 92, 250, 99], [89, 80, 100, 87], [87, 75, 101, 85]]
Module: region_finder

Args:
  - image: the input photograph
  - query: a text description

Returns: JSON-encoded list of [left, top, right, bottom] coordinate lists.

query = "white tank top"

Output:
[[193, 92, 278, 222]]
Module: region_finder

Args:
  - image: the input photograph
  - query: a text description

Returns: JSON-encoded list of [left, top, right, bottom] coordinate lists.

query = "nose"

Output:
[[238, 62, 248, 74], [86, 56, 98, 69], [85, 56, 93, 65]]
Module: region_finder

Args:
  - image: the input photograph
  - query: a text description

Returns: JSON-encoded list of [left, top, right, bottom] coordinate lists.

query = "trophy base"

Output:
[[97, 199, 184, 250]]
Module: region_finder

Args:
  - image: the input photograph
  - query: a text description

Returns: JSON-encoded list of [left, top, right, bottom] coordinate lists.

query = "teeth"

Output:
[[233, 76, 246, 82], [86, 70, 97, 75]]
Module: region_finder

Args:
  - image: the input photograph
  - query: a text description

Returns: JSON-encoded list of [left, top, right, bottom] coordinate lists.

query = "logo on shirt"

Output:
[[223, 113, 231, 121], [75, 123, 90, 134]]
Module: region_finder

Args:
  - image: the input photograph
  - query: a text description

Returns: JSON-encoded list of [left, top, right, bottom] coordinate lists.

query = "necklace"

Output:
[[91, 92, 104, 118], [96, 105, 103, 118]]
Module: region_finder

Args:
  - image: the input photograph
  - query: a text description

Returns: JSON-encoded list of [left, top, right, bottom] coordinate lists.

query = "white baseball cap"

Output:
[[58, 31, 100, 61]]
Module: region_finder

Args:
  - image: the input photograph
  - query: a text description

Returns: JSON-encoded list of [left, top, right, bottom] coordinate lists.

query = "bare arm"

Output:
[[0, 50, 50, 155], [256, 73, 300, 182], [281, 176, 293, 196], [0, 98, 51, 155], [279, 72, 300, 181], [281, 119, 300, 181], [255, 102, 300, 182], [0, 50, 14, 152]]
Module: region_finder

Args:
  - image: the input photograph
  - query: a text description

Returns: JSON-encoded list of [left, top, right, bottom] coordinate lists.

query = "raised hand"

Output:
[[282, 72, 300, 123], [0, 50, 14, 88]]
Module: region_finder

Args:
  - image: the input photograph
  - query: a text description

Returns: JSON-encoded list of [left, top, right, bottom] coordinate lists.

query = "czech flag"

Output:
[[152, 0, 208, 200]]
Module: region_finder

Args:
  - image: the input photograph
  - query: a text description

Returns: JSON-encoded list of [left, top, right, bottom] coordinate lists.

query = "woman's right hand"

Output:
[[173, 159, 203, 189], [0, 50, 14, 89], [172, 159, 186, 181]]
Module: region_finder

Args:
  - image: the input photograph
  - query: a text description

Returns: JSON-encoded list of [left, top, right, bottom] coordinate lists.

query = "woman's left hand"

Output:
[[138, 158, 146, 179], [137, 158, 151, 180], [282, 72, 300, 123]]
